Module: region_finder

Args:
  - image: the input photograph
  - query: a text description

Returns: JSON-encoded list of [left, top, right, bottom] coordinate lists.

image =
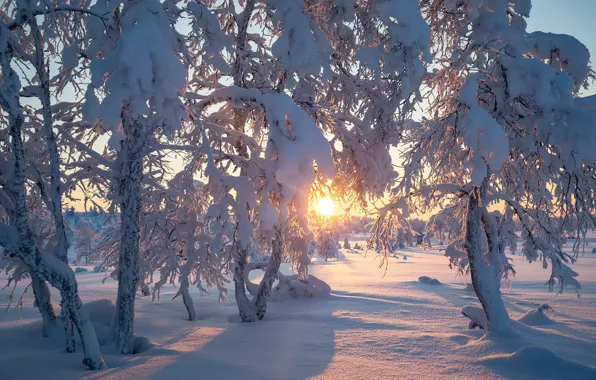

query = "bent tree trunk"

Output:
[[234, 227, 284, 322], [30, 272, 57, 336], [465, 184, 511, 332], [254, 227, 283, 320], [233, 241, 257, 321], [5, 93, 104, 368], [39, 255, 106, 369], [113, 117, 145, 354], [230, 0, 259, 323], [31, 18, 75, 351], [179, 266, 196, 321]]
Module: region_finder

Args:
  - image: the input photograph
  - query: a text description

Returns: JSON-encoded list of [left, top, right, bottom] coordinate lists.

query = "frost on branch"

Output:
[[374, 0, 595, 331]]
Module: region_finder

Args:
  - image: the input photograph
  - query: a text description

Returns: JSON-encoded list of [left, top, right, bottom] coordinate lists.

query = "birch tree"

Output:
[[374, 0, 596, 332], [0, 5, 104, 367]]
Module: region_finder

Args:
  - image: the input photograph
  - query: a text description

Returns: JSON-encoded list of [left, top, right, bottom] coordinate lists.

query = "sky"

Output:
[[526, 0, 596, 96]]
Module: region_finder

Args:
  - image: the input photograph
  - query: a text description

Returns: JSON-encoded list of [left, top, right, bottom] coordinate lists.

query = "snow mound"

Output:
[[518, 304, 556, 326], [133, 335, 154, 354], [480, 346, 596, 379], [82, 299, 116, 346], [83, 299, 115, 327], [418, 276, 441, 285], [272, 273, 331, 299], [462, 305, 487, 330], [82, 299, 153, 351], [244, 262, 331, 299]]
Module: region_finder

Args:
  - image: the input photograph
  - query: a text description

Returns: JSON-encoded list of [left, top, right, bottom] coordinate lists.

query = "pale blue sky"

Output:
[[526, 0, 596, 96]]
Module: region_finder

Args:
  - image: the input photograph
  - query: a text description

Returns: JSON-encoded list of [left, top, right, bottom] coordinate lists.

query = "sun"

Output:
[[316, 197, 335, 217]]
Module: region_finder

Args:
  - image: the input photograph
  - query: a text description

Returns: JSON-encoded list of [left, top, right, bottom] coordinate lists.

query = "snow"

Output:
[[85, 0, 187, 138], [418, 276, 442, 285], [518, 306, 556, 327], [2, 238, 596, 379], [480, 346, 596, 379]]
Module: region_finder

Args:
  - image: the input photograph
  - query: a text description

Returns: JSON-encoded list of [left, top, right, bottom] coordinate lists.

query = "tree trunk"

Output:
[[30, 272, 57, 337], [233, 244, 257, 322], [30, 16, 76, 352], [39, 255, 105, 369], [254, 227, 283, 320], [465, 184, 511, 332], [5, 97, 104, 368], [179, 266, 196, 321], [113, 117, 144, 354], [231, 0, 258, 322]]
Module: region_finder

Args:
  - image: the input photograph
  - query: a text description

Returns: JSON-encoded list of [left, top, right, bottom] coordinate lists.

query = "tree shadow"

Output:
[[91, 290, 417, 380]]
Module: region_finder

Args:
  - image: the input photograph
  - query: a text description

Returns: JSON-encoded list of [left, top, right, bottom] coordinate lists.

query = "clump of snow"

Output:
[[272, 273, 331, 300], [244, 262, 331, 300], [418, 276, 441, 285], [133, 336, 153, 354], [480, 346, 596, 379], [84, 0, 187, 146], [82, 299, 116, 346], [518, 304, 556, 326], [528, 31, 591, 89], [83, 299, 116, 327], [462, 305, 487, 330]]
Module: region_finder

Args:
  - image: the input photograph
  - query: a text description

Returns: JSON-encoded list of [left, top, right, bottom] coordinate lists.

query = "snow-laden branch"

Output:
[[59, 129, 114, 169], [6, 5, 108, 31]]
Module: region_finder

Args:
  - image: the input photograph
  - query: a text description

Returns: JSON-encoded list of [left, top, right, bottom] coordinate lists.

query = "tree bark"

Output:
[[231, 0, 258, 322], [3, 80, 104, 368], [465, 183, 511, 332], [113, 116, 145, 354], [179, 266, 196, 321], [254, 227, 283, 320], [29, 17, 75, 352], [30, 272, 58, 337], [233, 243, 257, 321]]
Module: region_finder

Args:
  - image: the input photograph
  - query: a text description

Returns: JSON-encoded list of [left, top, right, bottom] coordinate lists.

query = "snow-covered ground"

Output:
[[1, 239, 595, 379]]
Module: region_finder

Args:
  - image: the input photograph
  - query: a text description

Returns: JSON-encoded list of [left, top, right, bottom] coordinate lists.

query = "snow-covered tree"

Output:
[[375, 0, 596, 332], [0, 1, 105, 368], [73, 222, 96, 265], [316, 231, 338, 262], [396, 229, 405, 249], [78, 0, 188, 353]]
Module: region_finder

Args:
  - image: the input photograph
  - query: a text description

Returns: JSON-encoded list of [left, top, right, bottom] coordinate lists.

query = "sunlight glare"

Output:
[[317, 197, 335, 217]]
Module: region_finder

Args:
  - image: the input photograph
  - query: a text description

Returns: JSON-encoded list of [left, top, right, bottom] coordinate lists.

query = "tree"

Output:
[[0, 2, 104, 367], [79, 0, 188, 354], [73, 222, 96, 265], [316, 231, 338, 262], [374, 0, 596, 332], [396, 229, 405, 249]]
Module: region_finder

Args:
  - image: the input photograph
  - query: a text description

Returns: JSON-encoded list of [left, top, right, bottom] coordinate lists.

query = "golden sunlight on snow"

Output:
[[82, 327, 226, 380]]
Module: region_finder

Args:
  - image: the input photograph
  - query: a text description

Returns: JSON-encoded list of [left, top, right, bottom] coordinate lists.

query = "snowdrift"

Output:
[[244, 261, 331, 299], [518, 304, 556, 326], [480, 346, 596, 379], [83, 299, 152, 353]]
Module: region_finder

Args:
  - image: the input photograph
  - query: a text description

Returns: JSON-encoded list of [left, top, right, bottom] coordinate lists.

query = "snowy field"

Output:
[[1, 238, 596, 379]]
